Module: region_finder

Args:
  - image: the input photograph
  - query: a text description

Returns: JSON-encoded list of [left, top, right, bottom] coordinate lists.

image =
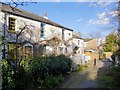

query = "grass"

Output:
[[99, 66, 120, 89], [74, 64, 88, 72]]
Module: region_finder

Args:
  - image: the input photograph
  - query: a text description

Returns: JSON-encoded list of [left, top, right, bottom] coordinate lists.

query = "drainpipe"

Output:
[[118, 1, 120, 50], [3, 13, 7, 59], [0, 3, 2, 90], [118, 1, 120, 37]]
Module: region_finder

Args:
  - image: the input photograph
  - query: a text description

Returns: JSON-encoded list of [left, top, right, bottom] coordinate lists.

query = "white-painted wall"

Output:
[[6, 14, 41, 43], [73, 38, 84, 52], [43, 26, 73, 56], [0, 5, 4, 89], [72, 38, 85, 65], [44, 24, 62, 40], [0, 12, 4, 60], [63, 29, 73, 55], [0, 6, 74, 58], [64, 29, 72, 41]]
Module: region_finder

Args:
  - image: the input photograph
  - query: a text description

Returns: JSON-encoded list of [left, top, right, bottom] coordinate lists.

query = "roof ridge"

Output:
[[1, 2, 73, 31]]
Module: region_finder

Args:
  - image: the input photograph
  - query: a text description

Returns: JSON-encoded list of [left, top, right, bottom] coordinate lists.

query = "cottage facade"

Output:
[[0, 3, 74, 59]]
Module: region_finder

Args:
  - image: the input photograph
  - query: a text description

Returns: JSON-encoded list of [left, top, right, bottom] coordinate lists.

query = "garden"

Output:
[[2, 55, 73, 89]]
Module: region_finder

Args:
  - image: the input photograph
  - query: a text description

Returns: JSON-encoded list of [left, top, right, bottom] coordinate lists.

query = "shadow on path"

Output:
[[58, 60, 112, 88], [58, 70, 89, 88], [96, 60, 112, 88]]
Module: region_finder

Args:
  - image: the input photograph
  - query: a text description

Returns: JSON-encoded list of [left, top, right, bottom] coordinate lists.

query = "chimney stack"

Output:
[[43, 11, 48, 19]]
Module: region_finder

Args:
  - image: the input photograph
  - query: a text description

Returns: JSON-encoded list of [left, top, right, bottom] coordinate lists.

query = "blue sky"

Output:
[[17, 2, 117, 38]]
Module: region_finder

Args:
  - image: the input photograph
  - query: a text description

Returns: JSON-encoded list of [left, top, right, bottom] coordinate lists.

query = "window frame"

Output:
[[8, 17, 16, 33], [8, 43, 22, 59], [40, 23, 45, 38]]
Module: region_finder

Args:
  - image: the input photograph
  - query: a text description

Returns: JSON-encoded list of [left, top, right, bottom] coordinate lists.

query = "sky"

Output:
[[17, 2, 118, 38]]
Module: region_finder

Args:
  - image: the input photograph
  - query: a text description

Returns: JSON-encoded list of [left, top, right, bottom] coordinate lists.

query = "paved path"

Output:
[[59, 60, 112, 88]]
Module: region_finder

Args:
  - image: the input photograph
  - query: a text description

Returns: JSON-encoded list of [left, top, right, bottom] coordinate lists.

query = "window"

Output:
[[69, 33, 71, 35], [8, 43, 22, 59], [65, 47, 67, 53], [62, 29, 64, 40], [59, 47, 63, 52], [40, 23, 45, 38], [84, 43, 86, 47], [8, 17, 16, 33], [41, 30, 44, 37], [78, 40, 80, 45]]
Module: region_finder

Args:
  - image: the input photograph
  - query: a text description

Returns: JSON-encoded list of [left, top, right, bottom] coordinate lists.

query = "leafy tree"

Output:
[[105, 32, 119, 52]]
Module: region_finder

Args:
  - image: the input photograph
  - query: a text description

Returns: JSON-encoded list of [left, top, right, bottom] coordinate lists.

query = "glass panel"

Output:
[[8, 43, 22, 59], [8, 17, 16, 32]]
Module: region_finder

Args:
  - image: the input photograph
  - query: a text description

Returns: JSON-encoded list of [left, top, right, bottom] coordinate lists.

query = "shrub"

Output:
[[1, 60, 15, 90], [2, 59, 31, 89], [41, 75, 64, 88], [101, 66, 120, 88], [75, 64, 82, 71], [101, 76, 114, 86], [74, 64, 88, 71], [22, 55, 72, 87], [107, 66, 120, 86]]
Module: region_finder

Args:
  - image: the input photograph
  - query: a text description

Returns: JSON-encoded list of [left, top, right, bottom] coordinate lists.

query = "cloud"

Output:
[[39, 0, 62, 2], [89, 0, 115, 7], [88, 12, 110, 25], [39, 0, 119, 2], [95, 2, 111, 7], [76, 18, 82, 22], [52, 0, 62, 2], [109, 11, 118, 17]]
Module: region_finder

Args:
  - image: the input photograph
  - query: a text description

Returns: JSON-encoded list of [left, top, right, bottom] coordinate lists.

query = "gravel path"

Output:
[[59, 60, 112, 88]]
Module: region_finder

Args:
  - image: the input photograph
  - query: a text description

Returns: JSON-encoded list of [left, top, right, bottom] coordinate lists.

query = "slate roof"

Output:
[[1, 2, 73, 31]]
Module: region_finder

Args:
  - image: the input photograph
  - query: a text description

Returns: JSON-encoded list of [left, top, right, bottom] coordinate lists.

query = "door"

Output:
[[24, 46, 33, 59]]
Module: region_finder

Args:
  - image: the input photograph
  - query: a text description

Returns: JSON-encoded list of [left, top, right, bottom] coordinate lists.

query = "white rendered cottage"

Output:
[[0, 3, 73, 59]]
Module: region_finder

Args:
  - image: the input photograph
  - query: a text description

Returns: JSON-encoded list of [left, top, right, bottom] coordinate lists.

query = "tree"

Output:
[[15, 24, 35, 67], [86, 31, 102, 39], [105, 31, 119, 52], [1, 0, 36, 7]]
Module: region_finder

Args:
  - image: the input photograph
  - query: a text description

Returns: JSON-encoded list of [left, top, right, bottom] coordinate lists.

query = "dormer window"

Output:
[[8, 17, 16, 33]]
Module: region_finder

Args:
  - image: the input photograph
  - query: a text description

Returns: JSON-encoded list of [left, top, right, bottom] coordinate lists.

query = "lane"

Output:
[[79, 60, 104, 88], [59, 60, 112, 88]]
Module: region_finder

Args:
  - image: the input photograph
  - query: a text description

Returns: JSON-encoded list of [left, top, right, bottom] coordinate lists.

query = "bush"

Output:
[[41, 75, 64, 88], [74, 64, 88, 71], [100, 76, 114, 87], [2, 59, 31, 89], [101, 66, 120, 88], [22, 55, 72, 87], [1, 60, 15, 90], [107, 66, 120, 86], [2, 55, 72, 88], [75, 64, 82, 71]]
